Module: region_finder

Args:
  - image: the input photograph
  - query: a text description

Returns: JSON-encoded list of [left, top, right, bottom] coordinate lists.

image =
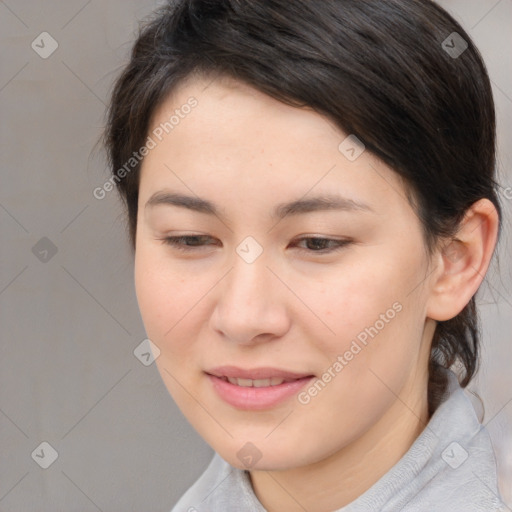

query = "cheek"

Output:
[[134, 249, 197, 351], [314, 267, 397, 338], [312, 251, 425, 372], [134, 250, 209, 410], [286, 265, 424, 459]]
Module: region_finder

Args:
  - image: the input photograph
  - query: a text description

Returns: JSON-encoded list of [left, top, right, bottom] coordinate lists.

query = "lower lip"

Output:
[[206, 374, 314, 410]]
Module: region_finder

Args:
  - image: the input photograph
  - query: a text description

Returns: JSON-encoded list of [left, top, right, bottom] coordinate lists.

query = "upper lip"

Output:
[[206, 366, 314, 380]]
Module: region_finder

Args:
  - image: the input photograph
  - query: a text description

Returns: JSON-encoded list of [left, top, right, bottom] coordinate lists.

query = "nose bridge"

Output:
[[224, 250, 273, 314]]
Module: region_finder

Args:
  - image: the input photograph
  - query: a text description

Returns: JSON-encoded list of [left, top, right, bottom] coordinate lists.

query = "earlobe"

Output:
[[426, 198, 499, 322]]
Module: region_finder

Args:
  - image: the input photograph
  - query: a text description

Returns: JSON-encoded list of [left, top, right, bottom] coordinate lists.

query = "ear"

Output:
[[426, 198, 499, 321]]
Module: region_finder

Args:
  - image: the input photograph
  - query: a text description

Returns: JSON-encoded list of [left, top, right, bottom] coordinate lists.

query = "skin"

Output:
[[134, 74, 499, 512]]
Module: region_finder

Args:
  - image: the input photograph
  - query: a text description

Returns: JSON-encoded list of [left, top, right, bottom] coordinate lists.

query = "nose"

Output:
[[209, 254, 291, 345]]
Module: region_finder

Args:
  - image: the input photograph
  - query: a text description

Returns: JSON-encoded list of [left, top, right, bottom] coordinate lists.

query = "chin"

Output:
[[209, 435, 315, 473]]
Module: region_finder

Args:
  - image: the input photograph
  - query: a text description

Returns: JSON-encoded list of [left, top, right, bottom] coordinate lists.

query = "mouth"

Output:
[[206, 365, 314, 380], [205, 366, 315, 410]]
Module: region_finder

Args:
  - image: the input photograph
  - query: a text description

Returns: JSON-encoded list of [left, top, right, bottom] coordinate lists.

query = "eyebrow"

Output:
[[145, 191, 375, 219]]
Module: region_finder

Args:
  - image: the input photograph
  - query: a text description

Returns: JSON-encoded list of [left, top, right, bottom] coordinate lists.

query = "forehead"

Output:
[[154, 74, 337, 147], [140, 75, 412, 219]]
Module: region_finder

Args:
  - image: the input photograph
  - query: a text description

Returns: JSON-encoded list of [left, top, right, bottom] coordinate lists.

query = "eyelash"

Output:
[[158, 235, 351, 254]]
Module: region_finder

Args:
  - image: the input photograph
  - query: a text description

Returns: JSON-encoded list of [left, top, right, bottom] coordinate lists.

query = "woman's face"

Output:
[[134, 75, 438, 470]]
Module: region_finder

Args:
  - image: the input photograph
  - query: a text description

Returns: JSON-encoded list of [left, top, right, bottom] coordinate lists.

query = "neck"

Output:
[[249, 375, 430, 512]]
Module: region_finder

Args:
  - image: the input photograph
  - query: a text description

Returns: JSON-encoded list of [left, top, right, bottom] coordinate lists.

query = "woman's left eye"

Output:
[[290, 237, 351, 253], [158, 235, 350, 254]]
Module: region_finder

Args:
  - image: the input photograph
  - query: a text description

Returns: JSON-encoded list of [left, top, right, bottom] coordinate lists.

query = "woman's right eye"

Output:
[[158, 235, 219, 252]]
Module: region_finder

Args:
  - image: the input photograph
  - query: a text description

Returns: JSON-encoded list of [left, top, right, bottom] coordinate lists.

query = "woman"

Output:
[[104, 0, 506, 510]]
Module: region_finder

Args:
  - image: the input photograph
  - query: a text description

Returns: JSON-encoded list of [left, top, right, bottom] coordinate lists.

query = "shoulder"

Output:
[[397, 423, 505, 511], [407, 375, 505, 511], [343, 371, 505, 512]]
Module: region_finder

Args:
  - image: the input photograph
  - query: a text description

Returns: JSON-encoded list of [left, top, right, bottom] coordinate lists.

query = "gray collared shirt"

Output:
[[171, 370, 505, 511]]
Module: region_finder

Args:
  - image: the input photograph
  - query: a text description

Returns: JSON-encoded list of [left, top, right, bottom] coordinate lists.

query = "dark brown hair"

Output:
[[104, 0, 502, 416]]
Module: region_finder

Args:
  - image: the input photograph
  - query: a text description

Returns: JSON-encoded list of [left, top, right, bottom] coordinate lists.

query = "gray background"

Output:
[[0, 0, 511, 510]]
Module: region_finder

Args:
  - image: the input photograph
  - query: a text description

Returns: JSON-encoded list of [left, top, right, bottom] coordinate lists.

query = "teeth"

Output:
[[237, 378, 254, 387], [253, 379, 271, 388], [225, 377, 288, 387]]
